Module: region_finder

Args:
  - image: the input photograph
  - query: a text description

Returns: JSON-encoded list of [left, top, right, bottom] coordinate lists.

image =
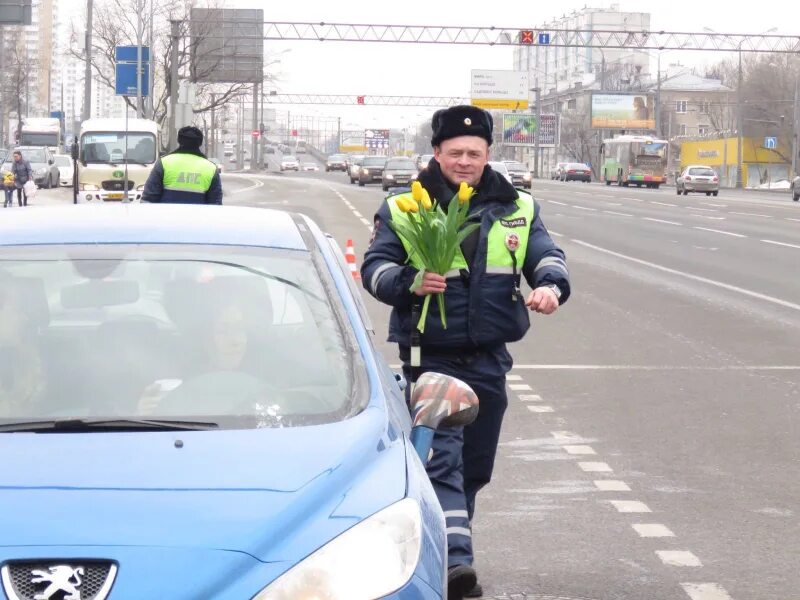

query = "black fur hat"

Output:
[[430, 105, 493, 147], [177, 126, 204, 150]]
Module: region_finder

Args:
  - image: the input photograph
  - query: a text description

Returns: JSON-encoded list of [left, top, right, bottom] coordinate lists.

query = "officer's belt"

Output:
[[399, 345, 491, 361]]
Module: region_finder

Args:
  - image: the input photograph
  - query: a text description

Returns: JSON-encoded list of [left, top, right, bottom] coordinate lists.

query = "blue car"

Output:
[[0, 205, 477, 600]]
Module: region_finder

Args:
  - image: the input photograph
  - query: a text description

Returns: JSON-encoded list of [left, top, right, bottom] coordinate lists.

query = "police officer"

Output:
[[142, 126, 222, 204], [361, 105, 570, 599]]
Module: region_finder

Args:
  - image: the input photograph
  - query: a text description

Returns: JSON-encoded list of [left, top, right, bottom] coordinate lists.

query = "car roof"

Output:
[[0, 205, 309, 250], [685, 165, 714, 169]]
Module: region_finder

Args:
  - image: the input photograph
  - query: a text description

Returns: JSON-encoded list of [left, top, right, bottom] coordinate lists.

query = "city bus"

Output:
[[72, 118, 160, 202], [600, 135, 668, 188]]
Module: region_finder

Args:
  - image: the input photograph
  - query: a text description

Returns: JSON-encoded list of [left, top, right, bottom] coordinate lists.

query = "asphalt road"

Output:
[[38, 170, 800, 600]]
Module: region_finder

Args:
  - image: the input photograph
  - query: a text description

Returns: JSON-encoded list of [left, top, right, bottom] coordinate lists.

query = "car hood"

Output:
[[0, 406, 408, 563]]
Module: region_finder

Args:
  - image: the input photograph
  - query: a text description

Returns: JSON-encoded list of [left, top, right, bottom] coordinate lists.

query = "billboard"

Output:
[[191, 9, 264, 84], [591, 93, 655, 129], [502, 114, 557, 147], [364, 129, 390, 150], [471, 70, 529, 110]]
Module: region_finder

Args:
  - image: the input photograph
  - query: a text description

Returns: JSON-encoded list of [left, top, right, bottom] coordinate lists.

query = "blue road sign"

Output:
[[764, 136, 777, 149], [115, 62, 150, 96], [538, 32, 551, 45], [115, 45, 150, 63]]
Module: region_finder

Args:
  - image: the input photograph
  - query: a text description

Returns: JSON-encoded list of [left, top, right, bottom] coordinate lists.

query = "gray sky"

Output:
[[62, 0, 791, 129]]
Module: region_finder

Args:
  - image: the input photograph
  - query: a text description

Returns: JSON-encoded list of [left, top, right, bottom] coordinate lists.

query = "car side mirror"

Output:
[[48, 159, 53, 165], [408, 372, 479, 464]]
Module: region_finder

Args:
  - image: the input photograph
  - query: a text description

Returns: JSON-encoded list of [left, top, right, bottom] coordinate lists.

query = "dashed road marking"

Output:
[[506, 374, 523, 381], [604, 202, 623, 206], [657, 550, 702, 567], [551, 431, 581, 440], [595, 480, 631, 491], [549, 230, 564, 237], [578, 461, 613, 473], [731, 211, 771, 218], [360, 217, 371, 227], [693, 227, 747, 238], [609, 500, 652, 513], [702, 202, 727, 207], [573, 205, 598, 211], [518, 394, 543, 402], [563, 445, 597, 455], [688, 207, 719, 212], [762, 239, 800, 250], [681, 583, 734, 600], [786, 217, 800, 223], [604, 210, 634, 217], [651, 201, 677, 207], [633, 523, 675, 537], [352, 210, 363, 218], [331, 186, 373, 232], [509, 383, 533, 391], [548, 200, 568, 206], [643, 217, 683, 226], [527, 405, 555, 413]]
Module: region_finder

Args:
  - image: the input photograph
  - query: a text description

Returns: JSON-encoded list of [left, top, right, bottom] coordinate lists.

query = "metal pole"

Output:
[[656, 53, 661, 137], [736, 45, 744, 188], [209, 92, 216, 160], [168, 20, 180, 151], [534, 88, 541, 179], [123, 104, 130, 202], [792, 76, 799, 178], [148, 0, 154, 118], [83, 0, 93, 121], [136, 0, 143, 119], [252, 82, 258, 170], [337, 116, 341, 152]]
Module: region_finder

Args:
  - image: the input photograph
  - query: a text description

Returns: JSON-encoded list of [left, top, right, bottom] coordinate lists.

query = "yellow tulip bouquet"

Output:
[[389, 180, 480, 333]]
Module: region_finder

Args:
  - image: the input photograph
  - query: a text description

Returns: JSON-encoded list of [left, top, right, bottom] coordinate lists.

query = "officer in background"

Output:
[[142, 126, 222, 204], [361, 105, 570, 599]]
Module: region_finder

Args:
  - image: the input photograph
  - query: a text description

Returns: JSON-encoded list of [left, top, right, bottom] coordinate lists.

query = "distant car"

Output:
[[358, 156, 388, 186], [53, 154, 74, 187], [228, 156, 236, 163], [504, 161, 532, 189], [280, 155, 300, 172], [561, 163, 592, 182], [348, 157, 364, 184], [325, 154, 348, 172], [303, 163, 319, 172], [416, 154, 434, 172], [791, 175, 799, 201], [551, 162, 569, 180], [488, 161, 513, 185], [264, 146, 276, 155], [676, 165, 719, 196], [381, 157, 418, 191], [7, 146, 60, 188]]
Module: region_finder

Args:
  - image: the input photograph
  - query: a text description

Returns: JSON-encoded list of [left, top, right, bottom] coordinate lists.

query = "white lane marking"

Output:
[[693, 227, 747, 238], [604, 210, 634, 217], [698, 216, 727, 220], [624, 197, 645, 202], [762, 239, 800, 250], [519, 394, 543, 402], [609, 500, 652, 513], [512, 364, 800, 370], [360, 217, 371, 227], [656, 551, 703, 567], [551, 431, 582, 440], [563, 445, 597, 455], [579, 462, 613, 472], [352, 210, 363, 218], [506, 374, 523, 381], [229, 175, 264, 195], [574, 191, 592, 196], [527, 405, 555, 413], [549, 230, 564, 237], [595, 480, 631, 491], [509, 383, 532, 391], [548, 200, 568, 206], [681, 583, 734, 600], [643, 217, 682, 226], [731, 211, 771, 218], [633, 523, 675, 537], [702, 202, 727, 207], [786, 217, 800, 223], [688, 207, 719, 212], [331, 186, 373, 231], [651, 201, 678, 207], [573, 205, 598, 212], [572, 239, 800, 313], [604, 202, 623, 206]]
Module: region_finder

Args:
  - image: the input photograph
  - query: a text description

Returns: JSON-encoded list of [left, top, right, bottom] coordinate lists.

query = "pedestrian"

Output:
[[11, 151, 33, 207], [3, 171, 15, 208], [361, 105, 571, 599], [141, 126, 222, 204]]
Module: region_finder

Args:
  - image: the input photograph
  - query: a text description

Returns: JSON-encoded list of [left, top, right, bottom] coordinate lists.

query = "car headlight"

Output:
[[136, 185, 145, 191], [253, 498, 421, 600], [386, 173, 394, 179], [362, 168, 368, 175], [523, 173, 531, 180], [36, 167, 47, 176], [80, 183, 100, 191]]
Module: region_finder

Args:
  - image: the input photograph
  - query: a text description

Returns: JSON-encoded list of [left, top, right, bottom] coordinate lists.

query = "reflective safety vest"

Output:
[[387, 191, 535, 280], [161, 153, 217, 196]]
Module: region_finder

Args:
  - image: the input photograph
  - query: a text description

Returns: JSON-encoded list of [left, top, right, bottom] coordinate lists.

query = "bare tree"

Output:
[[560, 110, 596, 173], [0, 35, 37, 144]]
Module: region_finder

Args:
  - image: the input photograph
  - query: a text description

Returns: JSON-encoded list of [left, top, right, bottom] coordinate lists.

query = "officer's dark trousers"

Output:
[[402, 346, 511, 567]]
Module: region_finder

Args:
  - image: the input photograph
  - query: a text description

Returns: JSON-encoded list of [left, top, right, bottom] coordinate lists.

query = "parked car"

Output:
[[488, 161, 513, 185], [325, 154, 348, 172], [504, 161, 532, 189], [280, 155, 300, 171], [791, 175, 799, 201], [551, 162, 569, 180], [0, 204, 478, 600], [561, 163, 592, 182], [676, 165, 719, 196], [53, 154, 74, 187], [416, 154, 434, 171], [358, 155, 388, 186], [381, 157, 418, 191], [303, 162, 319, 172], [6, 146, 60, 188]]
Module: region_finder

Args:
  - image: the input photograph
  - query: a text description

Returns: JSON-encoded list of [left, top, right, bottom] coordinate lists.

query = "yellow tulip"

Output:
[[398, 198, 418, 213], [406, 199, 419, 213], [458, 182, 473, 204], [420, 189, 433, 210], [411, 181, 424, 202]]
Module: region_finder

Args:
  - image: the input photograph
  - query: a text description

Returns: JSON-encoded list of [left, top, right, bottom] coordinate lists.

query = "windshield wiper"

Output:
[[0, 418, 219, 433]]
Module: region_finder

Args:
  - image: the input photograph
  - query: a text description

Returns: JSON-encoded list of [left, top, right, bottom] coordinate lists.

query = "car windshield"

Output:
[[80, 132, 157, 164], [362, 156, 387, 166], [505, 162, 527, 172], [283, 156, 297, 161], [489, 162, 509, 174], [54, 156, 72, 167], [688, 167, 716, 176], [329, 155, 346, 161], [17, 149, 46, 163], [0, 244, 358, 429], [568, 163, 588, 169], [386, 159, 415, 169], [633, 141, 667, 158]]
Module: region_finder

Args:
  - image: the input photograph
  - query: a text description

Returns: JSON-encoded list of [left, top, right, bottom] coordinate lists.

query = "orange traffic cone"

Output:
[[345, 239, 360, 280]]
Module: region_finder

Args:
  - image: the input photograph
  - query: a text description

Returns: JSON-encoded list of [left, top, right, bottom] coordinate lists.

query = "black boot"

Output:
[[447, 564, 477, 600], [465, 581, 483, 597]]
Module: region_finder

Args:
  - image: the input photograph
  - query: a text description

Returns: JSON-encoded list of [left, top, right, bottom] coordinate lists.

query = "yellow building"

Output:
[[680, 137, 791, 188]]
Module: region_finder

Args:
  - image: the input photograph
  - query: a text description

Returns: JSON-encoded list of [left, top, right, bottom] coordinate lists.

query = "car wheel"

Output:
[[682, 189, 688, 195], [794, 192, 799, 201], [706, 191, 712, 196], [358, 181, 365, 187], [712, 191, 719, 196], [382, 185, 388, 191], [676, 185, 682, 195]]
